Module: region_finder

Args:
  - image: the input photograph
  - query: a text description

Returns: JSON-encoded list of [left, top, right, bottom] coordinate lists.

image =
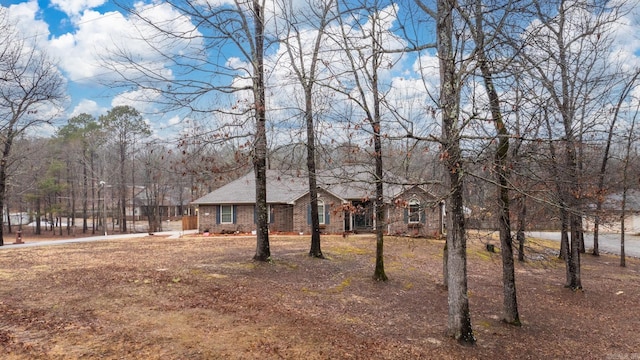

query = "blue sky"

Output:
[[2, 0, 640, 141], [1, 0, 433, 139], [1, 0, 188, 136]]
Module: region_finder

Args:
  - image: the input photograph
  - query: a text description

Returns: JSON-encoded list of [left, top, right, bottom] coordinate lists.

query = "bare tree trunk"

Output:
[[474, 3, 520, 323], [442, 241, 448, 288], [373, 134, 387, 281], [517, 197, 526, 262], [120, 142, 127, 233], [0, 129, 15, 246], [438, 0, 474, 344], [83, 158, 88, 233], [619, 106, 638, 267], [620, 215, 626, 267], [252, 0, 270, 262], [560, 207, 569, 260], [593, 215, 600, 256], [567, 215, 582, 289]]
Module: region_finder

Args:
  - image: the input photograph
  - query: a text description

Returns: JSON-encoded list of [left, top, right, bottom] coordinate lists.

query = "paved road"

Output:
[[0, 230, 198, 250], [527, 231, 640, 257]]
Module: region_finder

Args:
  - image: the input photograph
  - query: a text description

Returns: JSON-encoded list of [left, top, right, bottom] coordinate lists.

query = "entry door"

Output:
[[344, 211, 352, 231]]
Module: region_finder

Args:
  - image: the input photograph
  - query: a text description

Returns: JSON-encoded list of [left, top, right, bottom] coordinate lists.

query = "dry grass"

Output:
[[1, 233, 639, 359]]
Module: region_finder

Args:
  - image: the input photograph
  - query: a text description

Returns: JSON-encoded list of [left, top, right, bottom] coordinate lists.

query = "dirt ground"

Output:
[[1, 231, 639, 359]]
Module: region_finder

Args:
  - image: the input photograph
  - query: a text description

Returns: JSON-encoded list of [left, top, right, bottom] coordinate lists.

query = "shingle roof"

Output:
[[192, 170, 311, 205], [192, 166, 434, 205]]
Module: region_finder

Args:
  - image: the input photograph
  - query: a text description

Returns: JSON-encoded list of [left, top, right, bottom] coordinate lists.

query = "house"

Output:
[[191, 167, 443, 237], [585, 189, 640, 233]]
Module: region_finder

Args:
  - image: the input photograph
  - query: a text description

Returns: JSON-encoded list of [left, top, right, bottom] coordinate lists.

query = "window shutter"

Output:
[[270, 206, 275, 224], [216, 205, 221, 224], [232, 205, 237, 224], [325, 207, 330, 225], [403, 208, 408, 223], [421, 207, 426, 224]]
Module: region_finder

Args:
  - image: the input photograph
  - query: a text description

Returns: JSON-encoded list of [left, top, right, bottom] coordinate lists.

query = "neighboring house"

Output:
[[133, 191, 192, 219], [192, 167, 443, 237], [586, 190, 640, 233]]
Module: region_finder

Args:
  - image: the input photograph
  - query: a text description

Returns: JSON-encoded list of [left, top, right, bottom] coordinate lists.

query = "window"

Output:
[[307, 200, 330, 225], [220, 205, 234, 224], [317, 200, 325, 225], [408, 199, 420, 223]]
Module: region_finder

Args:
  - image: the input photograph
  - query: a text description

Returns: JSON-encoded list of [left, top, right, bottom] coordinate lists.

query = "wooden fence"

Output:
[[182, 216, 198, 230]]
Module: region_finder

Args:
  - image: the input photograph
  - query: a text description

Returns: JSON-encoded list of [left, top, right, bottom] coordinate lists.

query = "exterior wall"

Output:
[[387, 187, 442, 238], [197, 204, 295, 234], [197, 204, 255, 234], [195, 187, 441, 237], [292, 190, 345, 234], [270, 204, 294, 233]]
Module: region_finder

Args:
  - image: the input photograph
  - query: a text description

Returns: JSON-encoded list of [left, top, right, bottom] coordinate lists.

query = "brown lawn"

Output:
[[0, 232, 639, 359]]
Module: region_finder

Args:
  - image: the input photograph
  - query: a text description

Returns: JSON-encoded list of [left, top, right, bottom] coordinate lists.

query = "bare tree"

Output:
[[412, 0, 476, 343], [518, 0, 625, 290], [332, 0, 408, 281], [619, 102, 640, 267], [592, 70, 640, 256], [461, 0, 521, 326], [112, 0, 272, 260], [0, 9, 66, 245], [275, 0, 339, 258]]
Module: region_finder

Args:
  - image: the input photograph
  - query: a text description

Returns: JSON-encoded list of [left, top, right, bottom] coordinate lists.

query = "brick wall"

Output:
[[388, 187, 442, 238], [197, 204, 255, 234], [292, 190, 345, 234]]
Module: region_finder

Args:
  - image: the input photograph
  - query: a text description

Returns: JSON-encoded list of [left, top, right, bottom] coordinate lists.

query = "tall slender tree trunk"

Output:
[[517, 198, 526, 262], [438, 0, 474, 344], [373, 129, 387, 281], [620, 214, 626, 267], [593, 214, 600, 256], [560, 206, 569, 260], [83, 159, 88, 233], [252, 0, 270, 262], [474, 8, 520, 323], [0, 130, 15, 246], [120, 142, 127, 233], [305, 87, 323, 258], [371, 34, 387, 282]]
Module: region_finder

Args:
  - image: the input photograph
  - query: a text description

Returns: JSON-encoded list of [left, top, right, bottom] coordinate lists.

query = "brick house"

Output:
[[192, 168, 443, 237]]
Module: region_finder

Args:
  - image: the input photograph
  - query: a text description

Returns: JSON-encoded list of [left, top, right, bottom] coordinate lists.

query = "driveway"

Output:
[[0, 230, 198, 250], [527, 231, 640, 257]]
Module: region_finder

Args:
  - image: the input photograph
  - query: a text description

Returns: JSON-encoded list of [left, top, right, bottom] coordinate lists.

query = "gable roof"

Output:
[[192, 170, 311, 205], [192, 166, 437, 205]]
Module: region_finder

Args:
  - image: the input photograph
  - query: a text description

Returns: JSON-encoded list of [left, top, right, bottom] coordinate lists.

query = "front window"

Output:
[[221, 205, 233, 224], [318, 200, 325, 225], [408, 199, 420, 223]]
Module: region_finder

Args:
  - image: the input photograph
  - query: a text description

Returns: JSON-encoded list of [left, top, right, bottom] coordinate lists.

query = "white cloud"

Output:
[[5, 0, 50, 42], [167, 115, 181, 126], [50, 0, 107, 17], [111, 88, 161, 113], [48, 10, 130, 82], [48, 3, 202, 85], [69, 99, 106, 118]]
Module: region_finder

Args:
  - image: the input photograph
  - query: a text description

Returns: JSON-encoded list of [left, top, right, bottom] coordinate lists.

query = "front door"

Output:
[[344, 211, 352, 232], [352, 200, 373, 231]]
